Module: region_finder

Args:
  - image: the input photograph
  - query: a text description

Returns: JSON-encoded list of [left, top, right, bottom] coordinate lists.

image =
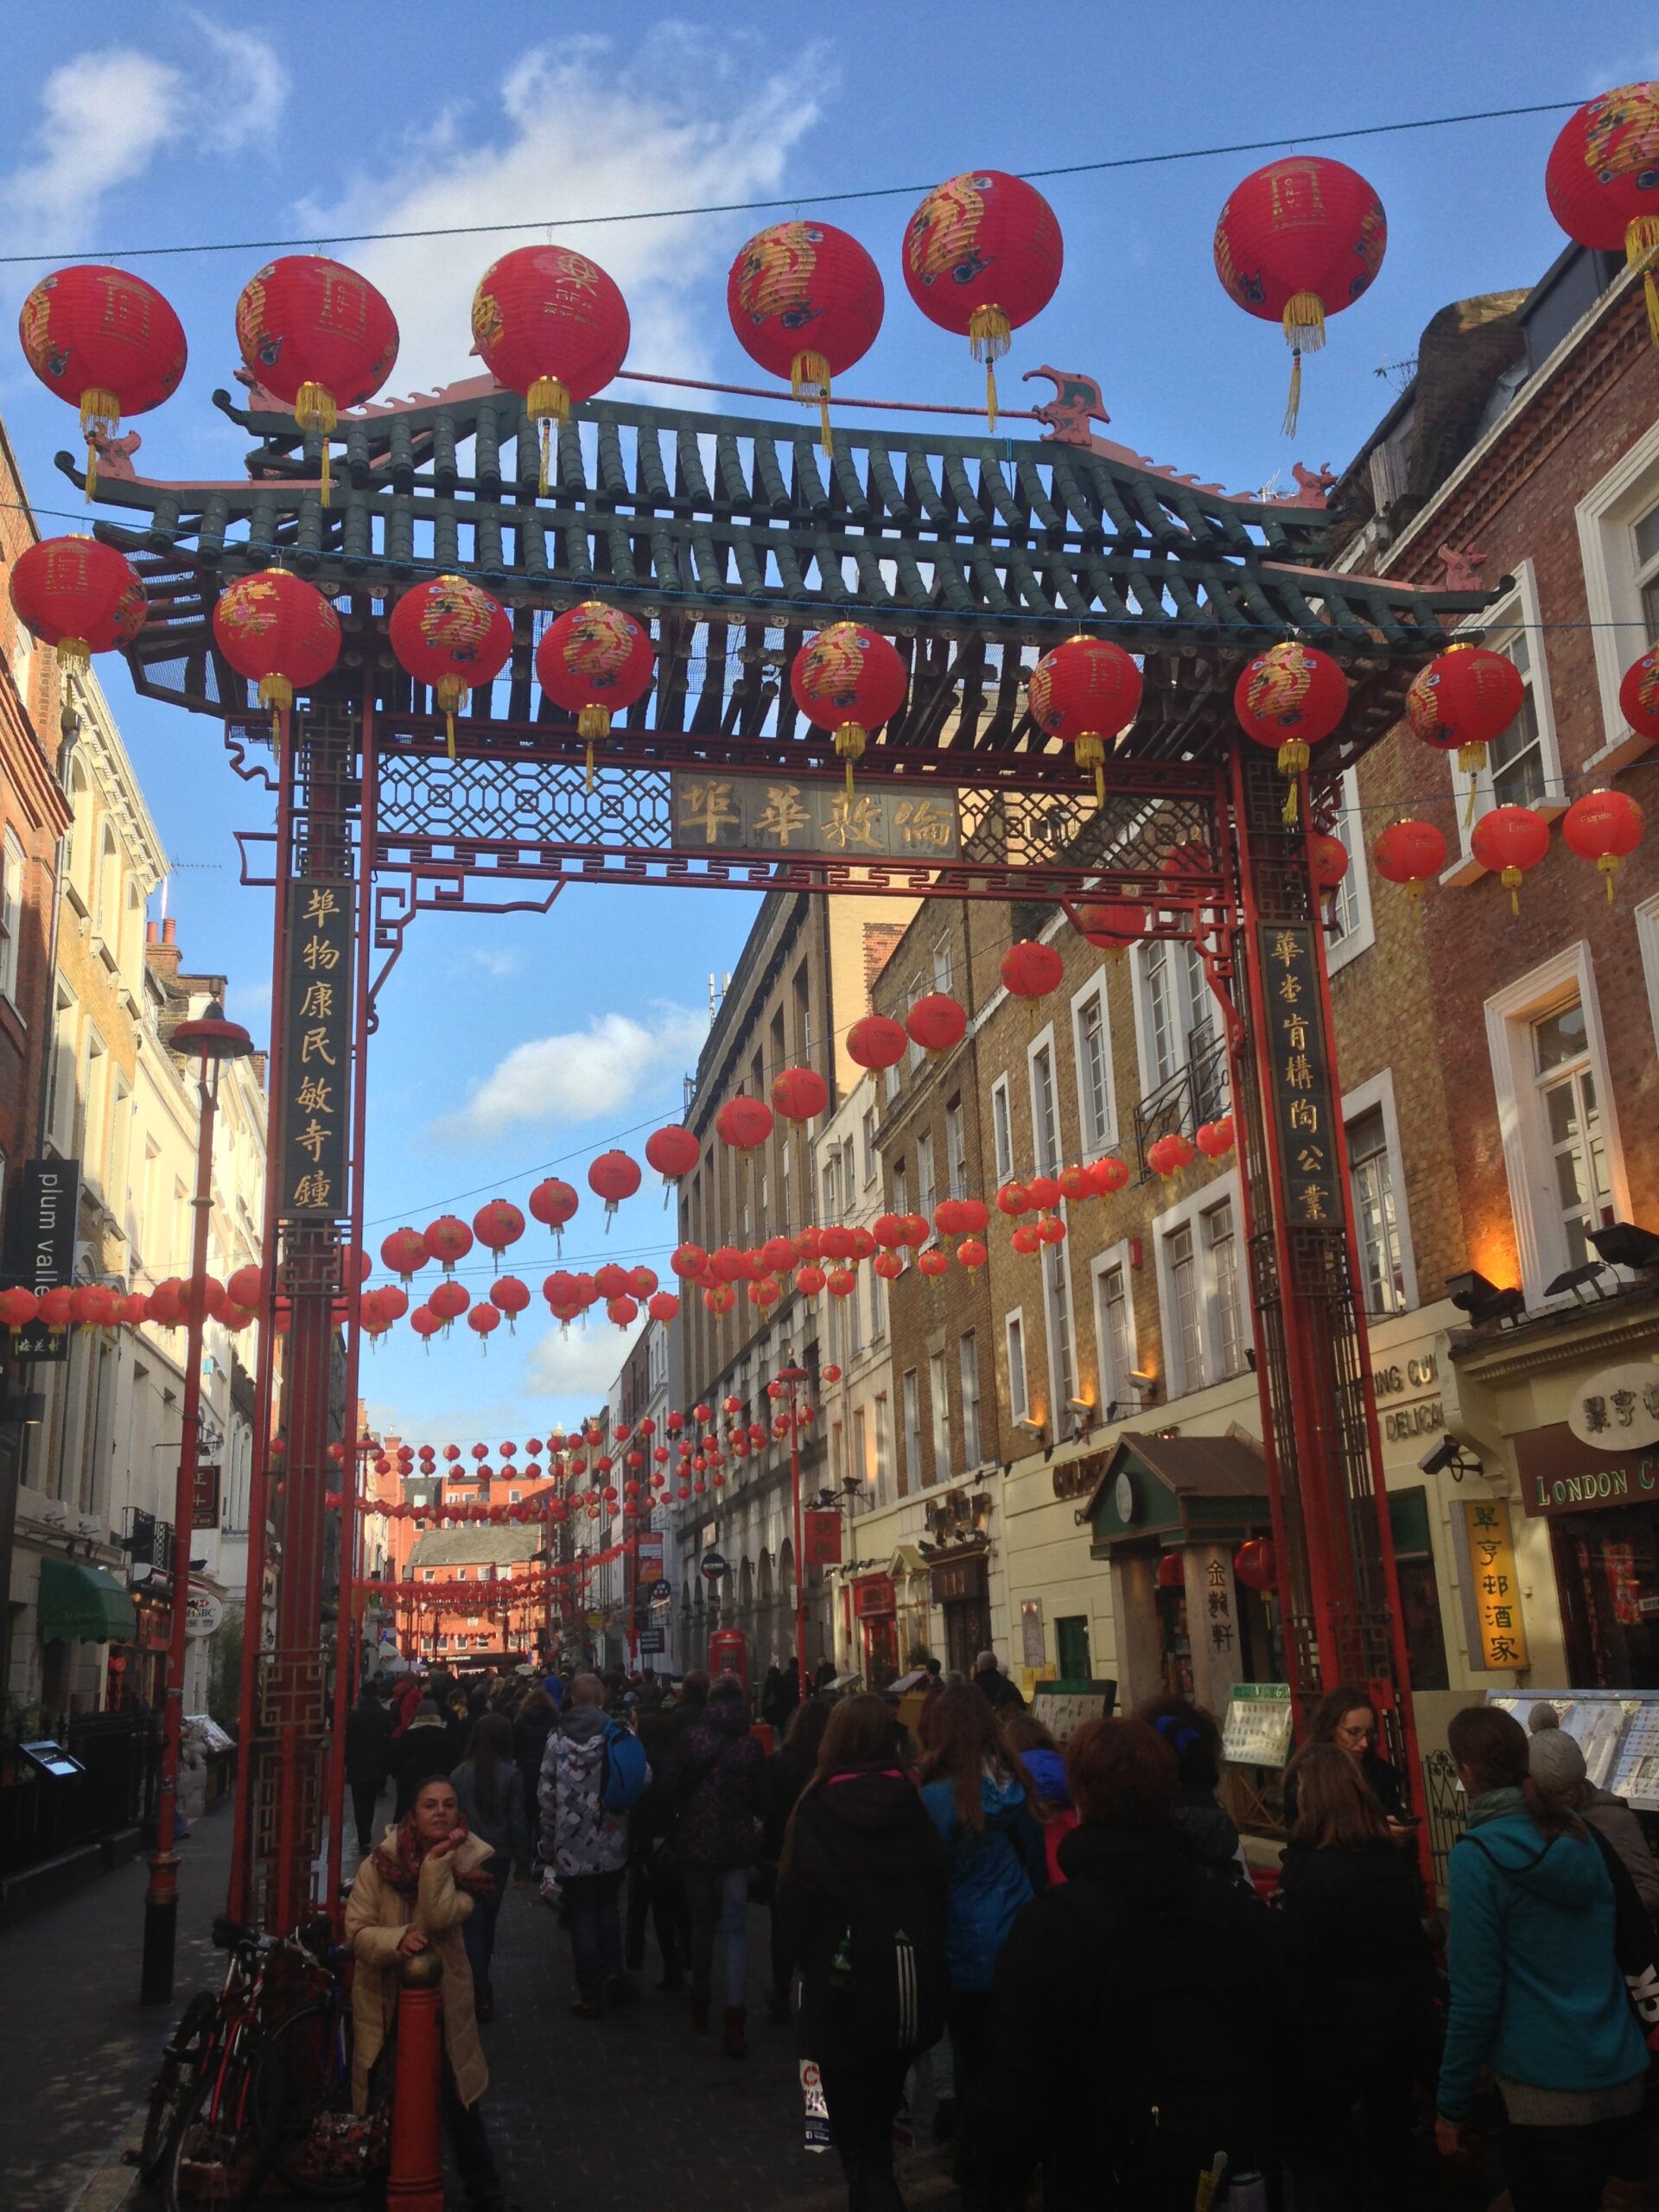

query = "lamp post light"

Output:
[[142, 1002, 257, 2006], [774, 1357, 813, 1704]]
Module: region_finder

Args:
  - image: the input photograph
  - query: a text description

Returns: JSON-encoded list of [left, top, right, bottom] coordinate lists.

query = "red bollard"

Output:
[[387, 1950, 445, 2210]]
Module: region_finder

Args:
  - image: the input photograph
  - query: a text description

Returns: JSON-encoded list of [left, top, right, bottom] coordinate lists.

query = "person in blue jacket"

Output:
[[918, 1682, 1047, 2133], [1435, 1702, 1646, 2212]]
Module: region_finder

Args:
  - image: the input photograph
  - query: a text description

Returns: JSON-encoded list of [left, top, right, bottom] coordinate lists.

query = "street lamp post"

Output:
[[775, 1359, 812, 1705], [142, 1003, 257, 2005]]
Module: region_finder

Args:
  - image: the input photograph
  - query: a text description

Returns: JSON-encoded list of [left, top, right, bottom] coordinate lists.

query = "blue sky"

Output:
[[1, 3, 1652, 1446]]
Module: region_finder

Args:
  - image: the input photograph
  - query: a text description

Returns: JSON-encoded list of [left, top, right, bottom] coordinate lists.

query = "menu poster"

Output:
[[1490, 1691, 1649, 1797], [1611, 1701, 1659, 1812], [1222, 1681, 1294, 1769], [1031, 1679, 1116, 1745]]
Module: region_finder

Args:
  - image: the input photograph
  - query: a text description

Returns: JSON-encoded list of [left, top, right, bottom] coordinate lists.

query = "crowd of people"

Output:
[[338, 1653, 1659, 2212]]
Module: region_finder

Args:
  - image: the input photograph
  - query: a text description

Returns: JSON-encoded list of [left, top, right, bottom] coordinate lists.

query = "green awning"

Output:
[[38, 1557, 137, 1644]]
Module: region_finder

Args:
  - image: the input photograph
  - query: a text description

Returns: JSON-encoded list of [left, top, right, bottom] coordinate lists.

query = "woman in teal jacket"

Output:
[[918, 1684, 1047, 2127], [1436, 1704, 1645, 2212]]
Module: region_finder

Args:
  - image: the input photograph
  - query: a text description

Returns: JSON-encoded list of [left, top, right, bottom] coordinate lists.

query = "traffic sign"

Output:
[[700, 1550, 728, 1580], [638, 1629, 665, 1654], [649, 1578, 673, 1603]]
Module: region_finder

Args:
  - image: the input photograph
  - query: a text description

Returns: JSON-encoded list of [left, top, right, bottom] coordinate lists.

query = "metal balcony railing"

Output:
[[1132, 1026, 1230, 1179]]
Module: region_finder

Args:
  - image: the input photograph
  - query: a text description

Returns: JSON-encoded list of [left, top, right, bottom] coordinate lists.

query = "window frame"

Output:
[[929, 1348, 950, 1484], [1441, 561, 1567, 883], [990, 1076, 1014, 1185], [1340, 1070, 1419, 1315], [1323, 767, 1376, 976], [1152, 1169, 1248, 1400], [958, 1329, 982, 1468], [1004, 1307, 1030, 1427], [0, 827, 23, 1009], [1070, 964, 1118, 1152], [1090, 1238, 1140, 1419], [1576, 414, 1659, 769]]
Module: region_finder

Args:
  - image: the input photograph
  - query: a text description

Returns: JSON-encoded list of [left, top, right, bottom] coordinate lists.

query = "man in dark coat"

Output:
[[345, 1681, 393, 1858], [973, 1651, 1027, 1713], [667, 1677, 765, 2050], [392, 1700, 458, 1818]]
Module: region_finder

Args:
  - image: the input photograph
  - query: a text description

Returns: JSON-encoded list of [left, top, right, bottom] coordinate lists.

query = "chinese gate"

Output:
[[72, 368, 1494, 1925]]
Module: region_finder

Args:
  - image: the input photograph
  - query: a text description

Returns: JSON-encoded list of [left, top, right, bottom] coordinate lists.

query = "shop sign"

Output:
[[804, 1510, 842, 1567], [276, 875, 354, 1220], [1052, 1452, 1104, 1503], [192, 1465, 221, 1530], [1567, 1363, 1659, 1452], [671, 772, 961, 861], [1256, 924, 1342, 1230], [1515, 1423, 1659, 1517], [185, 1588, 224, 1639], [700, 1550, 728, 1580], [1459, 1499, 1529, 1670], [5, 1158, 81, 1362], [636, 1532, 664, 1584], [930, 1554, 988, 1605], [638, 1628, 665, 1654], [648, 1578, 673, 1604], [852, 1574, 895, 1619], [1221, 1681, 1294, 1768]]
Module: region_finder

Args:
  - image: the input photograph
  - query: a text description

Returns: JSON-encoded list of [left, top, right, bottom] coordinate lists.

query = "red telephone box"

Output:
[[708, 1627, 748, 1696]]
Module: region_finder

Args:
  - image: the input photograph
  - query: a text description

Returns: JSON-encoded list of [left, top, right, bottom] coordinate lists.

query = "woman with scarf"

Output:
[[345, 1775, 505, 2212]]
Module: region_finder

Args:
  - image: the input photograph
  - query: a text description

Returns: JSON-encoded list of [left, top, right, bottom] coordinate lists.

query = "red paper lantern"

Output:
[[825, 1268, 857, 1300], [0, 1287, 41, 1330], [1619, 645, 1659, 739], [430, 1281, 470, 1325], [607, 1295, 639, 1330], [588, 1150, 642, 1219], [647, 1291, 681, 1323], [1027, 637, 1143, 805], [471, 245, 630, 489], [1147, 1132, 1197, 1179], [671, 1243, 709, 1281], [1470, 804, 1550, 916], [529, 1178, 579, 1238], [1546, 87, 1659, 344], [645, 1126, 699, 1190], [1027, 1174, 1062, 1211], [847, 1014, 908, 1071], [760, 1236, 797, 1275], [1212, 157, 1386, 433], [379, 1229, 425, 1281], [1058, 1166, 1093, 1205], [1234, 642, 1349, 823], [388, 575, 512, 758], [1234, 1538, 1278, 1593], [902, 170, 1063, 425], [212, 569, 340, 734], [873, 1250, 905, 1282], [957, 1238, 988, 1271], [1001, 940, 1064, 1001], [997, 1183, 1031, 1219], [594, 1262, 630, 1301], [9, 537, 145, 666], [19, 264, 187, 492], [1309, 831, 1350, 896], [493, 1276, 531, 1326], [791, 624, 908, 794], [1373, 818, 1446, 903], [472, 1199, 525, 1258], [918, 1249, 949, 1278], [1197, 1116, 1236, 1160], [467, 1304, 501, 1344], [234, 256, 397, 503], [770, 1066, 829, 1123], [226, 1263, 264, 1311], [1156, 1553, 1186, 1592], [795, 1265, 826, 1298], [1405, 644, 1524, 785], [1562, 788, 1645, 899], [536, 602, 653, 787], [628, 1268, 659, 1300], [715, 1096, 774, 1152], [424, 1216, 474, 1272], [1071, 899, 1146, 953], [1010, 1223, 1041, 1256], [906, 994, 966, 1056], [728, 219, 883, 451]]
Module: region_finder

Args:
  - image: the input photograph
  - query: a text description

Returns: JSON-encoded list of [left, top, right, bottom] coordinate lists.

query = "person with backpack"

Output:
[[450, 1712, 531, 2022], [666, 1673, 766, 2052], [918, 1683, 1047, 2134], [537, 1672, 648, 2017], [999, 1709, 1075, 1886], [778, 1694, 950, 2212], [761, 1694, 835, 2020], [1435, 1703, 1648, 2210]]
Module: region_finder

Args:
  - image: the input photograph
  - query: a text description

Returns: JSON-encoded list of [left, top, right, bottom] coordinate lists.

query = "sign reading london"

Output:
[[1257, 923, 1342, 1230], [276, 878, 355, 1218], [671, 773, 960, 861]]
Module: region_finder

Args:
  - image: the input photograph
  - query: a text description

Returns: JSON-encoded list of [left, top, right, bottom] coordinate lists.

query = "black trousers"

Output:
[[351, 1777, 380, 1857], [818, 2055, 910, 2212], [947, 1990, 992, 2107], [1499, 2108, 1646, 2212], [626, 1848, 688, 1978]]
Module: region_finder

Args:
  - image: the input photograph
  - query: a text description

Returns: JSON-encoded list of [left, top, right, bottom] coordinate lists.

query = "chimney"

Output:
[[145, 919, 159, 944], [146, 914, 182, 988], [163, 918, 177, 945]]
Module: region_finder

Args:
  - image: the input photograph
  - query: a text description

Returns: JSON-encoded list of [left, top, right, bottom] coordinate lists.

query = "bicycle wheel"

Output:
[[139, 1992, 218, 2183], [253, 1999, 366, 2198], [162, 2040, 260, 2212]]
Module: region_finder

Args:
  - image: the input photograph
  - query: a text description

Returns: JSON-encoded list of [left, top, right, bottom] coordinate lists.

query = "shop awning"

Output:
[[38, 1557, 138, 1644]]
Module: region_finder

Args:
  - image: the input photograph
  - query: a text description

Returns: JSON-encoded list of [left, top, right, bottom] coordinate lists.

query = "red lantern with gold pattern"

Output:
[[847, 1014, 908, 1071], [1000, 941, 1064, 1001], [1071, 899, 1146, 953], [234, 256, 398, 504], [1546, 87, 1659, 345], [902, 170, 1063, 426], [1212, 157, 1387, 433], [389, 575, 512, 759], [770, 1067, 829, 1123], [1234, 642, 1348, 823], [588, 1151, 642, 1223], [1563, 788, 1645, 900], [1090, 1155, 1131, 1198], [791, 623, 908, 795], [1621, 645, 1659, 740], [1470, 804, 1550, 917], [19, 264, 187, 493], [1405, 643, 1524, 792], [212, 569, 340, 738], [645, 1127, 699, 1194], [906, 994, 966, 1057], [1027, 636, 1143, 805], [471, 245, 630, 490], [472, 1199, 524, 1260], [715, 1096, 774, 1152], [728, 220, 883, 453], [1373, 818, 1446, 903], [1147, 1132, 1197, 1179], [535, 601, 653, 788], [10, 537, 145, 669], [1197, 1116, 1236, 1160], [1309, 830, 1350, 899]]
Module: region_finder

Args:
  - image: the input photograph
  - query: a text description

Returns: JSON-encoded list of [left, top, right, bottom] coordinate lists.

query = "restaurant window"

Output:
[[1156, 1175, 1246, 1396], [1349, 1106, 1408, 1315], [1166, 1222, 1203, 1395], [1389, 1487, 1448, 1691], [1323, 769, 1375, 973], [1205, 1198, 1245, 1379]]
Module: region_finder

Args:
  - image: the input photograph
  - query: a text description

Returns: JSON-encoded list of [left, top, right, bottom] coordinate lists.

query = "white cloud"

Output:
[[429, 1002, 706, 1145], [296, 28, 829, 397], [190, 18, 291, 152], [454, 947, 524, 981], [524, 1317, 642, 1400]]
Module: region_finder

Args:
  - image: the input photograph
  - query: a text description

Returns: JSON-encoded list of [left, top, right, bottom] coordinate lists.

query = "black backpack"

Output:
[[823, 1862, 948, 2057]]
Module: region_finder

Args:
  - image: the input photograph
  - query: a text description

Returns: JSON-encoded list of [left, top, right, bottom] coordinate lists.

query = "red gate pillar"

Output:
[[1226, 752, 1425, 1840]]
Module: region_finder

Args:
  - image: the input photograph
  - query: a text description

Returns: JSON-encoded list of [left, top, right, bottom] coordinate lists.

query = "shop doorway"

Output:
[[1555, 1511, 1659, 1688], [1056, 1616, 1091, 1680]]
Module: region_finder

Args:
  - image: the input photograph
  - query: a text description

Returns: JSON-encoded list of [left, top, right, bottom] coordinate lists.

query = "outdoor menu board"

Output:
[[1487, 1689, 1653, 1802], [1030, 1679, 1116, 1744], [1222, 1681, 1294, 1769]]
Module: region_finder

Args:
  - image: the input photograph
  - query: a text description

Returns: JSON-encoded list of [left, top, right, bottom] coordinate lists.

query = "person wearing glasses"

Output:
[[1282, 1684, 1409, 1831]]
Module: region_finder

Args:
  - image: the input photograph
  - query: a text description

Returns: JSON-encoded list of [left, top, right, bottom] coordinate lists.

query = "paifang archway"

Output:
[[73, 370, 1494, 1927]]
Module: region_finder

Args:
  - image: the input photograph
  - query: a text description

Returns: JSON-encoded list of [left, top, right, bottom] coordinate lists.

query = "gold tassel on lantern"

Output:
[[1599, 853, 1620, 905], [437, 675, 465, 762], [1501, 863, 1523, 918], [791, 350, 836, 460], [1279, 738, 1310, 824], [1459, 742, 1488, 826], [259, 673, 294, 747], [969, 305, 1012, 431], [294, 381, 338, 507], [79, 386, 119, 499], [578, 702, 612, 793], [1280, 293, 1325, 439], [527, 375, 571, 496], [1627, 216, 1659, 347], [1076, 730, 1106, 809], [836, 720, 868, 799]]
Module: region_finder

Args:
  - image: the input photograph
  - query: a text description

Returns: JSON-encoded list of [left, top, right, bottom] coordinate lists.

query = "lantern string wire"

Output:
[[0, 98, 1584, 266]]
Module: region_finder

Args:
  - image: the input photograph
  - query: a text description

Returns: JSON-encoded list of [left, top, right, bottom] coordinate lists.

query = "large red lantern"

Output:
[[902, 170, 1063, 426], [389, 575, 512, 759], [529, 1177, 579, 1241], [1234, 642, 1349, 823], [535, 602, 653, 788], [9, 537, 146, 666], [1309, 832, 1350, 899], [1405, 643, 1524, 800], [19, 264, 187, 493], [1071, 899, 1146, 953], [212, 569, 341, 738], [791, 623, 908, 794], [1234, 1538, 1278, 1593], [1197, 1116, 1236, 1160], [1212, 157, 1387, 433], [234, 256, 398, 504], [1027, 637, 1143, 805], [906, 994, 966, 1057], [1620, 645, 1659, 740], [472, 1199, 525, 1259], [770, 1067, 828, 1123], [728, 220, 883, 452], [1001, 940, 1064, 1002], [1470, 804, 1550, 917], [1373, 818, 1446, 904], [847, 1014, 908, 1071], [588, 1150, 641, 1222], [1546, 87, 1659, 345], [1563, 788, 1645, 900], [1147, 1132, 1196, 1179], [424, 1216, 474, 1272], [1090, 1156, 1131, 1198], [645, 1126, 700, 1194], [471, 245, 630, 490], [715, 1096, 774, 1152]]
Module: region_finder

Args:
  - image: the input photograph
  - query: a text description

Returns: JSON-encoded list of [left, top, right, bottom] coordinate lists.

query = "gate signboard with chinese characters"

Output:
[[277, 878, 355, 1218], [672, 772, 960, 861], [1256, 923, 1342, 1230], [1567, 1364, 1659, 1452], [1458, 1498, 1529, 1670]]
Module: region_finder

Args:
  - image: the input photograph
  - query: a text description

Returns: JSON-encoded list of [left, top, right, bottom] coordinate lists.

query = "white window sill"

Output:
[[1582, 729, 1655, 779]]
